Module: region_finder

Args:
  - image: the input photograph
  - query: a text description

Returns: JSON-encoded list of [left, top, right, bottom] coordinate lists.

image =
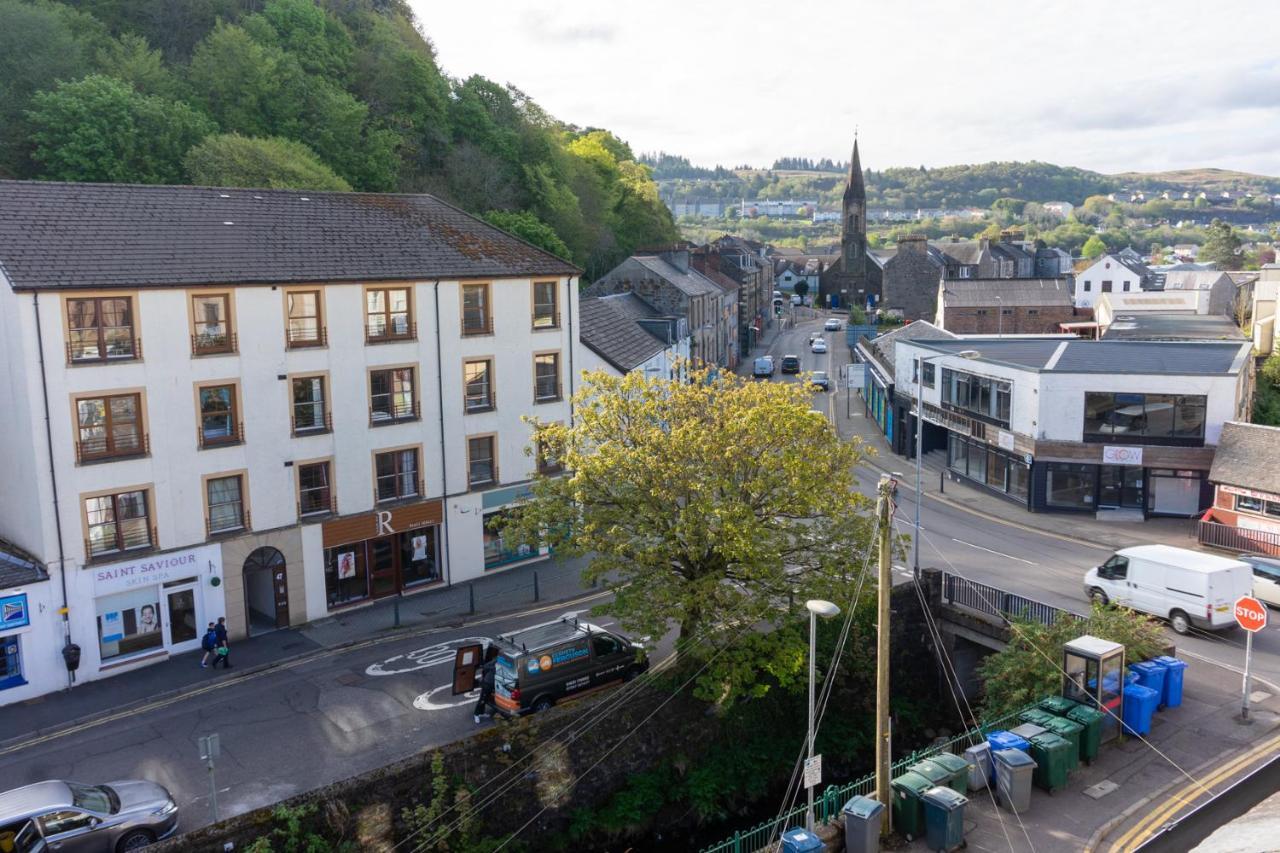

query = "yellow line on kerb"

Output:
[[1109, 732, 1280, 851]]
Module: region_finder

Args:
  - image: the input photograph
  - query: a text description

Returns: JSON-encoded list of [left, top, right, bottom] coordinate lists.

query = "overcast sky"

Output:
[[411, 0, 1280, 176]]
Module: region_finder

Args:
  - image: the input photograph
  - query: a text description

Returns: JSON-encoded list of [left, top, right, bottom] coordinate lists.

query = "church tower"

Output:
[[841, 138, 867, 279]]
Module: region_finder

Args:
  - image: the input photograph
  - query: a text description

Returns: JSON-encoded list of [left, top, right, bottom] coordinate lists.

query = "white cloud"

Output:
[[411, 0, 1280, 175]]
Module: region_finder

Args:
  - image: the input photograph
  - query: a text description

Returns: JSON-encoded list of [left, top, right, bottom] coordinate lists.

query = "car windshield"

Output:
[[67, 782, 117, 814], [813, 372, 827, 380], [14, 820, 41, 853]]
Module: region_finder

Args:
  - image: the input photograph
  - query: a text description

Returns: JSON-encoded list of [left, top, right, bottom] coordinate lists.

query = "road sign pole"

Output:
[[1243, 628, 1254, 723], [199, 734, 221, 823]]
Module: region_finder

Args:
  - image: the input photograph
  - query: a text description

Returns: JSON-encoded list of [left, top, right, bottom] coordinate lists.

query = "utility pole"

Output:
[[875, 475, 895, 833]]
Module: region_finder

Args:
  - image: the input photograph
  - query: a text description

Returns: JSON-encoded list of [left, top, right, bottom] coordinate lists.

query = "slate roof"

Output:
[[1162, 270, 1231, 291], [940, 278, 1073, 308], [1102, 313, 1245, 341], [1210, 422, 1280, 495], [632, 256, 720, 297], [578, 296, 668, 373], [0, 180, 579, 291], [915, 338, 1251, 375], [936, 241, 984, 266], [859, 320, 957, 380], [0, 539, 48, 590]]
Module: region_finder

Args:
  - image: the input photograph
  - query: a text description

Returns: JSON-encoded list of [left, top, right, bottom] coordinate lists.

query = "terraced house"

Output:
[[0, 181, 579, 704]]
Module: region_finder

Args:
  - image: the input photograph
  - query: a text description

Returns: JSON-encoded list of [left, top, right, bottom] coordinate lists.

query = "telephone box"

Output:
[[1062, 635, 1125, 744]]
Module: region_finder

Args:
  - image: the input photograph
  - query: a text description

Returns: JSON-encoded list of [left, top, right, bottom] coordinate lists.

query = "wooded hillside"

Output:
[[0, 0, 677, 278]]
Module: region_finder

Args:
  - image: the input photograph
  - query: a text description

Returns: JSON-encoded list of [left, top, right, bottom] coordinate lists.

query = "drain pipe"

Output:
[[433, 282, 453, 587], [566, 276, 577, 425], [33, 293, 74, 688]]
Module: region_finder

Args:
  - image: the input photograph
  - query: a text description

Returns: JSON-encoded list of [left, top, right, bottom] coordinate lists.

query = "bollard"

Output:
[[533, 571, 540, 602], [393, 594, 401, 628], [468, 582, 475, 615], [940, 467, 945, 494]]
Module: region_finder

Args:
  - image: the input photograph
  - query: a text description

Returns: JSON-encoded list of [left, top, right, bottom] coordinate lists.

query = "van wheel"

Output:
[[532, 696, 554, 713], [117, 830, 155, 852], [1090, 588, 1109, 606], [1169, 610, 1191, 635]]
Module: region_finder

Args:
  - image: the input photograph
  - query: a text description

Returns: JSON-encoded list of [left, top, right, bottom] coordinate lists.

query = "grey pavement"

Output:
[[903, 659, 1280, 852], [0, 554, 594, 745]]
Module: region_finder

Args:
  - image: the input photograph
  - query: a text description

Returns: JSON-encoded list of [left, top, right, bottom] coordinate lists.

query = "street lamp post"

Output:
[[805, 598, 841, 831], [914, 350, 980, 578], [995, 295, 1003, 336]]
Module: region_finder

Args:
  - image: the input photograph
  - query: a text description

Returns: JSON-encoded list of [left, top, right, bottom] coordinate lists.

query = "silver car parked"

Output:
[[0, 780, 178, 853]]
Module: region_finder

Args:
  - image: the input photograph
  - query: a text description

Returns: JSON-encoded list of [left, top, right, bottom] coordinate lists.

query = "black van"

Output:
[[454, 619, 648, 716]]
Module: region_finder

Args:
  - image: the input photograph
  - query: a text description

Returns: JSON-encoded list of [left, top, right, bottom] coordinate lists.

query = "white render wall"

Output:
[[576, 337, 692, 379], [0, 274, 577, 697], [1075, 256, 1149, 309]]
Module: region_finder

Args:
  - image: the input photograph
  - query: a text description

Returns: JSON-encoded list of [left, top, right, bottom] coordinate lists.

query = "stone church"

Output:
[[818, 139, 882, 310]]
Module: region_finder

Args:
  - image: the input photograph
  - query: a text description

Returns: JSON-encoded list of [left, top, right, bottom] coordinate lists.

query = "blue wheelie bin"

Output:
[[1122, 683, 1159, 736], [922, 786, 968, 851], [780, 827, 824, 853], [987, 731, 1031, 782], [1151, 656, 1188, 708], [1129, 661, 1166, 706]]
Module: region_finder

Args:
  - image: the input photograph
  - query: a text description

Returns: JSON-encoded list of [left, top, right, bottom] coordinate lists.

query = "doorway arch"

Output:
[[243, 546, 289, 635]]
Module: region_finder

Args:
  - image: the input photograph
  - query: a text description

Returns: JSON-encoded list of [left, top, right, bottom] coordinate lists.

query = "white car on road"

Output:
[[810, 337, 827, 353], [824, 318, 841, 331]]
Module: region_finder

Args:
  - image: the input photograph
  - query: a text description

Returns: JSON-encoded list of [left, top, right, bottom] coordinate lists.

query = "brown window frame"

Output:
[[369, 366, 419, 424], [532, 280, 559, 329], [75, 393, 147, 463], [84, 489, 153, 557], [365, 287, 415, 343], [285, 290, 325, 348], [467, 434, 497, 489], [375, 448, 421, 502], [198, 383, 242, 448], [533, 352, 562, 403], [297, 460, 334, 517], [463, 358, 495, 413], [66, 296, 137, 363], [536, 428, 563, 476], [462, 283, 493, 336], [191, 293, 236, 355], [205, 473, 248, 535], [291, 375, 331, 435]]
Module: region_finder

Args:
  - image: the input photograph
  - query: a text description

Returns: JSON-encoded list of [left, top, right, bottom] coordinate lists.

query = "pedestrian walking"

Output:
[[199, 622, 217, 668], [211, 617, 232, 669], [473, 646, 498, 724]]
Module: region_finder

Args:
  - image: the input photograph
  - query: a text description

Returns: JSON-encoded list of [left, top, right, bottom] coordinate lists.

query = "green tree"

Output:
[[1200, 218, 1242, 269], [26, 75, 214, 184], [185, 133, 351, 191], [482, 209, 572, 260], [978, 604, 1168, 718], [501, 366, 876, 703], [1081, 234, 1108, 259], [96, 33, 179, 98], [793, 280, 810, 298]]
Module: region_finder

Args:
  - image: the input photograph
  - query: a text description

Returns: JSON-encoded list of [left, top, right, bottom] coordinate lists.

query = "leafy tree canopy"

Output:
[[1081, 234, 1108, 259], [185, 133, 350, 191], [1200, 218, 1242, 269], [482, 209, 571, 260], [502, 366, 878, 705]]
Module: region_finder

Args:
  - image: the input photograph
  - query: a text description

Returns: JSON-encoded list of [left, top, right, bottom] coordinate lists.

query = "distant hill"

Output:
[[1111, 168, 1280, 196]]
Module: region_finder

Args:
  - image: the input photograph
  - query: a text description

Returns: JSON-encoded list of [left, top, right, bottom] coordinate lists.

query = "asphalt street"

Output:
[[3, 311, 1276, 837]]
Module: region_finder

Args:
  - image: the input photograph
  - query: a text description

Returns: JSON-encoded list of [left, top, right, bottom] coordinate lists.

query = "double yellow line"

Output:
[[1108, 732, 1280, 851]]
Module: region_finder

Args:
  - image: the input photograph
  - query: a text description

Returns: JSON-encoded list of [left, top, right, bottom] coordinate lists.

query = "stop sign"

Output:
[[1235, 596, 1268, 633]]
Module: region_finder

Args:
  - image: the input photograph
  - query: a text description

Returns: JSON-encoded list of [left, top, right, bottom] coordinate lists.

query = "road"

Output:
[[0, 598, 675, 831]]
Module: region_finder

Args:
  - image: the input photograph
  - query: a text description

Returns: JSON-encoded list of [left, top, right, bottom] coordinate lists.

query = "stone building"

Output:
[[819, 139, 882, 310], [936, 278, 1080, 334]]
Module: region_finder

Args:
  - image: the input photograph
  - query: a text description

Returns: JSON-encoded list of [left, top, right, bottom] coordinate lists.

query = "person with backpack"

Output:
[[211, 617, 232, 669], [200, 623, 217, 668]]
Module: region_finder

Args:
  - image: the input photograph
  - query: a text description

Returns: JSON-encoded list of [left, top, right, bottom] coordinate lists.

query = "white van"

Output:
[[1084, 545, 1252, 634]]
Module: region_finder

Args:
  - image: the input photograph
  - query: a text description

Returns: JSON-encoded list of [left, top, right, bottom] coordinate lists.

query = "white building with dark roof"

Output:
[[0, 180, 580, 703], [577, 294, 690, 378], [1202, 422, 1280, 555], [1075, 254, 1156, 309]]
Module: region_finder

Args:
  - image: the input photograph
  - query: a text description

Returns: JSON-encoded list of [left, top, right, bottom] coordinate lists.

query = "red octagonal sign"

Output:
[[1235, 596, 1268, 633]]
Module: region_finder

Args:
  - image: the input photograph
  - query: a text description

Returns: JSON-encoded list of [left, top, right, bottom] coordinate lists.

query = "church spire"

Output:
[[844, 137, 865, 202]]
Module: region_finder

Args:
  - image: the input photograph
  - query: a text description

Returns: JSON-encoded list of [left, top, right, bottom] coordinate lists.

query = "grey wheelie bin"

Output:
[[993, 748, 1036, 814], [842, 795, 885, 853], [922, 786, 968, 852], [963, 742, 991, 791]]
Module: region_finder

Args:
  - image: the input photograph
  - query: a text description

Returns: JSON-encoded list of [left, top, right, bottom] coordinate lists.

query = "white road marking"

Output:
[[365, 637, 491, 677], [949, 538, 1039, 566], [1177, 648, 1280, 695], [413, 683, 479, 711]]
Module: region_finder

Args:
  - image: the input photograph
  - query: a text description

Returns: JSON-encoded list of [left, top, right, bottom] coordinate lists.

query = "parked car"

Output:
[[1239, 554, 1280, 606], [0, 779, 178, 853], [791, 294, 803, 306], [1084, 545, 1252, 634], [809, 371, 831, 392], [780, 355, 801, 374], [824, 318, 841, 331], [810, 338, 827, 354], [752, 356, 775, 378]]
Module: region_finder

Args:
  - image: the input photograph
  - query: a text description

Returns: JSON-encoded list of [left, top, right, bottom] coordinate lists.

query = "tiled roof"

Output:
[[862, 320, 957, 379], [941, 278, 1073, 308], [1210, 422, 1280, 495], [0, 539, 48, 590], [578, 296, 668, 373], [0, 180, 579, 291], [632, 256, 721, 297], [936, 241, 984, 266]]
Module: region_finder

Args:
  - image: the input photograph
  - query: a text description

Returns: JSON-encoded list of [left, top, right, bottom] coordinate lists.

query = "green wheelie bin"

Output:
[[1027, 732, 1072, 793], [925, 752, 971, 795], [1019, 708, 1058, 729], [1040, 696, 1080, 717], [1041, 716, 1083, 773], [908, 758, 952, 792], [891, 770, 933, 841], [1066, 703, 1104, 765]]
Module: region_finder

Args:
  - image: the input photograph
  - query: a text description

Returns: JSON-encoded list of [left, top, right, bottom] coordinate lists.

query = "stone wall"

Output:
[[941, 305, 1079, 334], [882, 249, 943, 322]]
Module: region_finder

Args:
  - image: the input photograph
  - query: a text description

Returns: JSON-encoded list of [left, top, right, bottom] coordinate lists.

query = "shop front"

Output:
[[1033, 446, 1209, 517], [945, 432, 1031, 506], [321, 499, 443, 609], [481, 485, 550, 572], [89, 543, 224, 671]]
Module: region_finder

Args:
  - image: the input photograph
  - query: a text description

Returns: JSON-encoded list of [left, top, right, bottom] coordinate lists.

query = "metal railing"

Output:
[[191, 332, 238, 356], [698, 705, 1032, 853], [291, 411, 332, 436], [66, 338, 142, 365], [369, 399, 420, 425], [206, 509, 251, 538], [298, 494, 336, 519], [286, 325, 327, 348], [365, 320, 417, 343], [76, 433, 150, 464], [1199, 520, 1280, 557], [198, 421, 244, 449], [85, 525, 156, 561], [942, 572, 1082, 627], [532, 310, 561, 330]]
